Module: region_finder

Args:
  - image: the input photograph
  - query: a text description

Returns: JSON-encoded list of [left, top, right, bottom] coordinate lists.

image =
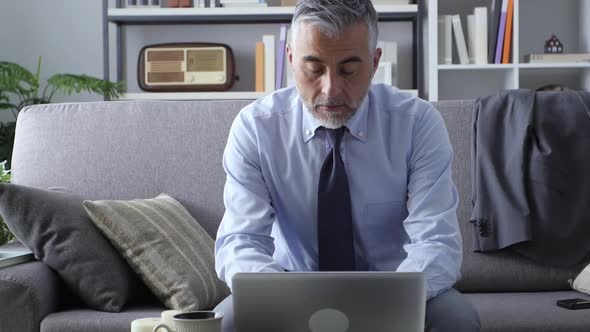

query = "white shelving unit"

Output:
[[103, 1, 422, 101], [423, 0, 590, 101]]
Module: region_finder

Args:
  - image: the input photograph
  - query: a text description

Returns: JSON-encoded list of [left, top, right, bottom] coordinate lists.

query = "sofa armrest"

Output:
[[0, 259, 63, 332]]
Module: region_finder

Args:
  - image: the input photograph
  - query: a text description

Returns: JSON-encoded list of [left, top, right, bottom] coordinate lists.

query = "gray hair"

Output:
[[290, 0, 379, 54]]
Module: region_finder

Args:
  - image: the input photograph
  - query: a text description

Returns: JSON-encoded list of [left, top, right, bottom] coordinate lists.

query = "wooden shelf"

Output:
[[108, 5, 418, 23], [120, 89, 419, 101]]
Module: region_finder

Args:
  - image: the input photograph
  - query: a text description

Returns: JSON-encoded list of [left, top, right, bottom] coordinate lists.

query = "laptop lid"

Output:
[[232, 272, 426, 332]]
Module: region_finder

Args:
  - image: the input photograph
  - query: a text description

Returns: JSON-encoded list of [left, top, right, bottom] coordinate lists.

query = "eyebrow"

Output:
[[302, 55, 363, 65]]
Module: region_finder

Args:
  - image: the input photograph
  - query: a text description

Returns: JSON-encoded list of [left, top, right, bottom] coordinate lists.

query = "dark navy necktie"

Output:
[[317, 127, 355, 271]]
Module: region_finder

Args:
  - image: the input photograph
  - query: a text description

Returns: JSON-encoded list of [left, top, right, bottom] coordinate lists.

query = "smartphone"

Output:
[[556, 298, 590, 310]]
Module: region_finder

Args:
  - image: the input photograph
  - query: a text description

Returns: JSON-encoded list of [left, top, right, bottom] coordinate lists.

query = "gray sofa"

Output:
[[0, 98, 589, 332]]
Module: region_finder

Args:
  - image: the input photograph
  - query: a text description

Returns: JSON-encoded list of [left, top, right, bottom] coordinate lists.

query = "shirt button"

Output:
[[358, 131, 364, 137], [305, 130, 312, 135]]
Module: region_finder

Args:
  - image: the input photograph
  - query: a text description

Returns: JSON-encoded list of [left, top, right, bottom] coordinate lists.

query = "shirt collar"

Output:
[[300, 94, 369, 143]]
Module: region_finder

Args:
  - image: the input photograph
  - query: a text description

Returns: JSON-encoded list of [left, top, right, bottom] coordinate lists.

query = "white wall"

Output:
[[0, 1, 105, 123]]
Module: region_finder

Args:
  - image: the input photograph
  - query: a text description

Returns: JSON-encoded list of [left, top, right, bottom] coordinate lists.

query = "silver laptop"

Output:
[[232, 272, 426, 332]]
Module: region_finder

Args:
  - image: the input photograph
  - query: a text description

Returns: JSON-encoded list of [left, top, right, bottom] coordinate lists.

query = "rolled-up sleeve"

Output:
[[215, 110, 284, 290], [396, 107, 462, 300]]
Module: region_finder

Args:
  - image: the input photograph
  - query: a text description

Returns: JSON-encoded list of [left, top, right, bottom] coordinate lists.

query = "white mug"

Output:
[[153, 311, 223, 332]]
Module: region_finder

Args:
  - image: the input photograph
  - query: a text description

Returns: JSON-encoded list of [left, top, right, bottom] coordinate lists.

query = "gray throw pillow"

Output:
[[0, 183, 138, 312], [83, 193, 230, 311]]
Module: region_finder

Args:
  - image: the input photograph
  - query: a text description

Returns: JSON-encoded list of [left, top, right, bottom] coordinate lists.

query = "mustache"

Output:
[[313, 98, 347, 108]]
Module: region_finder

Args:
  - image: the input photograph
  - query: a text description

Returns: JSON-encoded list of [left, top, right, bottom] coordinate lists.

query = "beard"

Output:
[[304, 97, 356, 129]]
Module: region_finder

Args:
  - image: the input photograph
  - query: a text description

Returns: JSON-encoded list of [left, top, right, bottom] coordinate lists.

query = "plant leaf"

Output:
[[47, 74, 124, 100], [0, 61, 38, 96]]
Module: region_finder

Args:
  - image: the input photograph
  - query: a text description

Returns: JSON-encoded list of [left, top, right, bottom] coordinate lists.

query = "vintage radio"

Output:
[[138, 43, 235, 92]]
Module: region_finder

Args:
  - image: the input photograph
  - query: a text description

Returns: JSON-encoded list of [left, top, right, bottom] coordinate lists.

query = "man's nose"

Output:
[[320, 70, 343, 98]]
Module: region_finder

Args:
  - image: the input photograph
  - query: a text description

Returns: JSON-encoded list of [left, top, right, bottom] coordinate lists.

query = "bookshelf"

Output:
[[102, 1, 423, 100], [424, 0, 590, 101]]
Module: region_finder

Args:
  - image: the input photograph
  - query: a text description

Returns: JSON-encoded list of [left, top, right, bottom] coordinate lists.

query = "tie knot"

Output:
[[325, 127, 346, 148]]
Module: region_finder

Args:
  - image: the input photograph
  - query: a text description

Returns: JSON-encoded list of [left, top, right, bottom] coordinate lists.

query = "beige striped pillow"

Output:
[[83, 193, 230, 311]]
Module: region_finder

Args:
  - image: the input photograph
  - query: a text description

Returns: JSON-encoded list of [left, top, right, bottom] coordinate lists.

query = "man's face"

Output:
[[287, 22, 381, 129]]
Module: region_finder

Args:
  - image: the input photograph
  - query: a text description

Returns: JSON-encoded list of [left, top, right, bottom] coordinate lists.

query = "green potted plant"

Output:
[[0, 56, 124, 168], [0, 161, 13, 245]]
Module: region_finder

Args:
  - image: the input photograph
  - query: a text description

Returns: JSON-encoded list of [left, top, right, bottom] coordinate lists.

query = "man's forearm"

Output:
[[215, 233, 284, 290]]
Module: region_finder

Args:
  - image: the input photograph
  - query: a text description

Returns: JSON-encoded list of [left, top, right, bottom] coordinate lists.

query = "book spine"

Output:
[[501, 0, 514, 64], [262, 34, 276, 93], [444, 15, 453, 64], [255, 42, 265, 92], [494, 0, 508, 64], [452, 15, 469, 65], [474, 7, 488, 65], [467, 14, 476, 64], [168, 0, 179, 7], [488, 0, 501, 64], [276, 24, 288, 90], [438, 16, 452, 65]]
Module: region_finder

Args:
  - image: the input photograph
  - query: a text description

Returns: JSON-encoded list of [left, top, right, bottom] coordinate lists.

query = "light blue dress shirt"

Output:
[[215, 84, 462, 299]]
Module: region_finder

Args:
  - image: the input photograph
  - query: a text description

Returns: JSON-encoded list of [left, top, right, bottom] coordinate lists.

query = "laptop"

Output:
[[232, 271, 426, 332]]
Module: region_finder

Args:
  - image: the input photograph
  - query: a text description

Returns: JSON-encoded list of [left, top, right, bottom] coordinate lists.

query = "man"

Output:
[[214, 0, 481, 331]]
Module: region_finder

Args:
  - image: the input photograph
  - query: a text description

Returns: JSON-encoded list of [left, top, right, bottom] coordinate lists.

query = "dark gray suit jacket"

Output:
[[471, 89, 590, 267]]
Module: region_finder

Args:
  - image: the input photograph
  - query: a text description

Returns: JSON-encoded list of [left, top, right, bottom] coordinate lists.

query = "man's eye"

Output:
[[341, 70, 355, 76], [308, 67, 324, 74]]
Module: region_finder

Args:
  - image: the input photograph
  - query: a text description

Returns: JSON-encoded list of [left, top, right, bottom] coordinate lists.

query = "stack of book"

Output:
[[255, 24, 291, 93], [524, 53, 590, 64], [438, 0, 515, 65]]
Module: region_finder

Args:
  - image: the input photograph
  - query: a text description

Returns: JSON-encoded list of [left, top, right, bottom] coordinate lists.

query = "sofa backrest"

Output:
[[12, 99, 582, 292]]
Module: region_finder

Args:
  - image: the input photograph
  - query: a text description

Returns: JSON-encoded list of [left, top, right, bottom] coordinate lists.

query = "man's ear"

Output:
[[287, 43, 293, 66], [373, 47, 382, 73]]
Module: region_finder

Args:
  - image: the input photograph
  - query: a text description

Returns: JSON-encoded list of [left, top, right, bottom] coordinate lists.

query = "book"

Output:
[[524, 53, 590, 63], [467, 14, 476, 64], [438, 15, 453, 65], [494, 0, 508, 64], [255, 42, 265, 92], [474, 7, 488, 65], [487, 0, 502, 64], [276, 24, 288, 90], [451, 15, 470, 65], [501, 0, 514, 64], [167, 0, 179, 6], [373, 61, 393, 85], [262, 34, 275, 92], [376, 40, 398, 86]]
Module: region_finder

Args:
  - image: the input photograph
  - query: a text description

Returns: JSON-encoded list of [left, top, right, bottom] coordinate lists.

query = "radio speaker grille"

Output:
[[150, 61, 182, 73]]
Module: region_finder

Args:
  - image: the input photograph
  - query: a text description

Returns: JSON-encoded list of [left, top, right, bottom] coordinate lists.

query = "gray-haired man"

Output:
[[214, 0, 481, 330]]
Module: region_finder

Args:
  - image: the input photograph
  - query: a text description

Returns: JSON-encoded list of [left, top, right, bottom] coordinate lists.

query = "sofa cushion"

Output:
[[83, 193, 230, 312], [0, 183, 140, 312], [465, 291, 590, 331]]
